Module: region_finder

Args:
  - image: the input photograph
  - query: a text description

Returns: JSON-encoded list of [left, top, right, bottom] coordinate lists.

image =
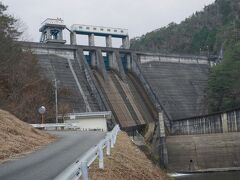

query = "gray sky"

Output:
[[2, 0, 215, 46]]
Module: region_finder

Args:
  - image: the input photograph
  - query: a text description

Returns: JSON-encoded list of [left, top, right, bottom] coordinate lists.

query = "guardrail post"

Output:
[[113, 130, 117, 144], [106, 138, 111, 155], [98, 145, 104, 169], [81, 161, 88, 180], [110, 134, 114, 148]]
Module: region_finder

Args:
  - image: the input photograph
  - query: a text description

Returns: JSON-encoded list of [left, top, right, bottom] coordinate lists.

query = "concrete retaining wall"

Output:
[[167, 132, 240, 172]]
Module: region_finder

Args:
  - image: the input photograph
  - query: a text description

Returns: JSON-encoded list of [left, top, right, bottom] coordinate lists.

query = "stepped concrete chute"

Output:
[[94, 71, 155, 130], [113, 50, 126, 80], [96, 49, 108, 80]]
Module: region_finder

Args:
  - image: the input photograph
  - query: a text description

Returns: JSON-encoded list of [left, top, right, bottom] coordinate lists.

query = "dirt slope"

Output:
[[88, 131, 166, 180], [0, 109, 55, 162]]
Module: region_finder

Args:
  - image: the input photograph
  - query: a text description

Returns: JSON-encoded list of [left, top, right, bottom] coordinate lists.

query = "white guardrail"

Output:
[[54, 124, 120, 180], [31, 123, 79, 130]]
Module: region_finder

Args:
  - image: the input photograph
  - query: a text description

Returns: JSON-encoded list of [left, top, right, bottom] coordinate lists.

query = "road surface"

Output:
[[0, 131, 106, 180]]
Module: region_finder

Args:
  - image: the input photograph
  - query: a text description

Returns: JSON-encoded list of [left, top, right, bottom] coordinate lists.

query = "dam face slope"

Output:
[[140, 60, 209, 120], [36, 54, 100, 113]]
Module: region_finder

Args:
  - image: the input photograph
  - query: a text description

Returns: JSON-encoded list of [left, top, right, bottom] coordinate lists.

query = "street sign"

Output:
[[38, 106, 46, 114]]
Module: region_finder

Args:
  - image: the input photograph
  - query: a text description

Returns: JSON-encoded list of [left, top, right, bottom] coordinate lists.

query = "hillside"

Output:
[[131, 0, 240, 113], [88, 132, 166, 180], [131, 0, 240, 55], [0, 109, 55, 162], [208, 41, 240, 112]]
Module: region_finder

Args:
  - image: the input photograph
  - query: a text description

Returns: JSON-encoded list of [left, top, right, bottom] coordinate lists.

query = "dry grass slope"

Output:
[[0, 109, 55, 162], [88, 131, 166, 180]]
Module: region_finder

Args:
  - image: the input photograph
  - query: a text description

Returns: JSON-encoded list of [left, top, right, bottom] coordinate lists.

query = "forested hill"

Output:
[[130, 0, 240, 55]]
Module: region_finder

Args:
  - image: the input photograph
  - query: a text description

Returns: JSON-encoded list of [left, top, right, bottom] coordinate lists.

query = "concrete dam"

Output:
[[24, 42, 157, 130], [21, 18, 240, 172]]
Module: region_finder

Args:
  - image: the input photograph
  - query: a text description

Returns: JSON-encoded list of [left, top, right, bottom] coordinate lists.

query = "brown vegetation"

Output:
[[88, 132, 166, 180], [0, 109, 55, 162], [0, 2, 55, 123], [0, 2, 72, 123], [0, 50, 57, 123]]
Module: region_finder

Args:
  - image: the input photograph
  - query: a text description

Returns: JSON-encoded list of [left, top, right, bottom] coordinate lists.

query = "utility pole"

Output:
[[54, 79, 59, 123]]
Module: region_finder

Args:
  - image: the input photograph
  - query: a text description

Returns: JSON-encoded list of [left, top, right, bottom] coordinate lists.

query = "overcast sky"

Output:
[[2, 0, 215, 46]]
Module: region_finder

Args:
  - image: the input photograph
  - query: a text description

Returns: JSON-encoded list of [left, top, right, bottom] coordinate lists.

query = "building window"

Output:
[[107, 29, 111, 32], [100, 28, 104, 31], [114, 30, 117, 32], [93, 27, 97, 30], [79, 26, 82, 29], [121, 30, 124, 33], [86, 27, 90, 30]]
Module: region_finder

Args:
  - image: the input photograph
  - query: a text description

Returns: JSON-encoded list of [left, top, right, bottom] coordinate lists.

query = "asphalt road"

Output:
[[0, 131, 106, 180]]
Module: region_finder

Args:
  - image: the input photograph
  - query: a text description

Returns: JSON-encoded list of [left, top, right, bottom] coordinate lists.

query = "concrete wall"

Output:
[[167, 108, 240, 171], [65, 118, 107, 131], [139, 53, 209, 65], [167, 132, 240, 172], [30, 45, 75, 60], [171, 108, 240, 135]]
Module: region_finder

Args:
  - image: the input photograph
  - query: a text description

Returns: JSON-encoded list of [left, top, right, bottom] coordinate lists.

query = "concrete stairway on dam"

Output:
[[71, 58, 100, 112], [140, 61, 209, 120], [94, 70, 154, 130], [167, 132, 240, 171], [36, 54, 98, 112]]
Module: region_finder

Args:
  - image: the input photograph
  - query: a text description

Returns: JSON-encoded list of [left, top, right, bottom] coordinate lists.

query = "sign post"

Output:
[[38, 106, 46, 124]]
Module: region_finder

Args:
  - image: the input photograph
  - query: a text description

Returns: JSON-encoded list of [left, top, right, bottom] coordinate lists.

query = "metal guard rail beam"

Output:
[[54, 124, 120, 180], [31, 123, 78, 129]]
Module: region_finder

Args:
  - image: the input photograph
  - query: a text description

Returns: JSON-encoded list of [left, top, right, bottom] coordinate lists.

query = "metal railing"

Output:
[[65, 111, 112, 119], [171, 108, 240, 135], [54, 124, 120, 180], [31, 123, 78, 130]]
